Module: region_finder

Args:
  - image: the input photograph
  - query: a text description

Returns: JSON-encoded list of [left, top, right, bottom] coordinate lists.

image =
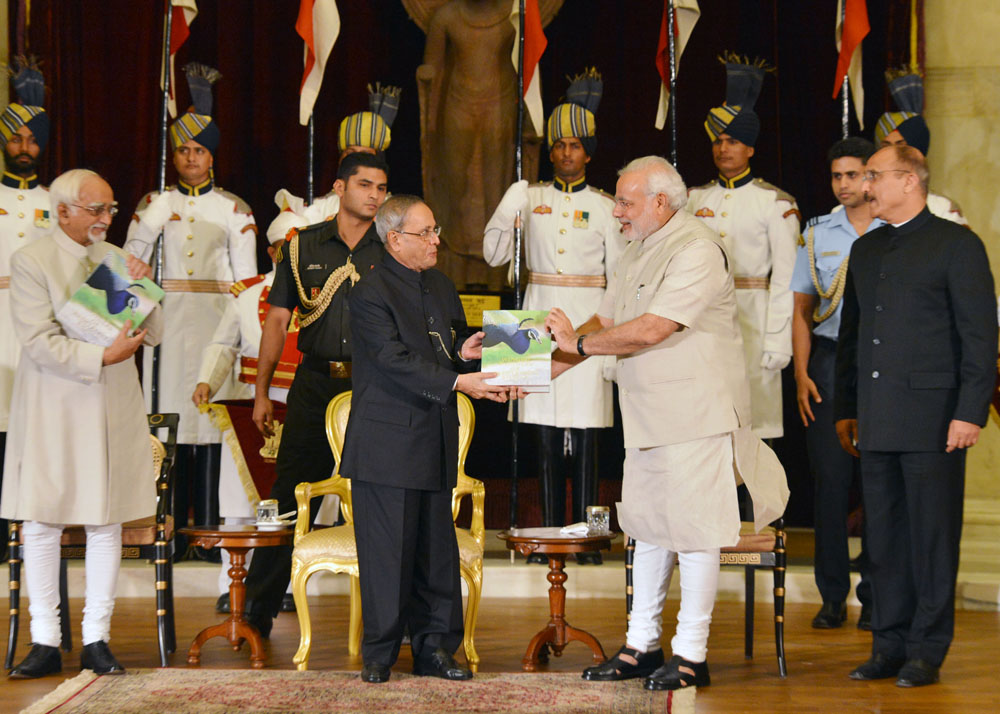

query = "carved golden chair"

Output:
[[290, 390, 485, 672]]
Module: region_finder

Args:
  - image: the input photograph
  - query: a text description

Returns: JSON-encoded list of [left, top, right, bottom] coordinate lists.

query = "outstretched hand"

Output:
[[544, 308, 577, 354], [455, 372, 522, 403], [460, 331, 486, 360]]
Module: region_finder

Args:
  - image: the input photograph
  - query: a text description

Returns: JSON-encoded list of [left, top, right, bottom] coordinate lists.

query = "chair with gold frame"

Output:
[[290, 390, 485, 672]]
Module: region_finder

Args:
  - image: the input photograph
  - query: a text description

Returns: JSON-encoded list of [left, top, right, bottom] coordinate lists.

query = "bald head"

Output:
[[862, 145, 928, 224]]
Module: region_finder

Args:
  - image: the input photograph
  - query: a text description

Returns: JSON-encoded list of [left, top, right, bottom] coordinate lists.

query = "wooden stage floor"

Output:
[[4, 596, 999, 713]]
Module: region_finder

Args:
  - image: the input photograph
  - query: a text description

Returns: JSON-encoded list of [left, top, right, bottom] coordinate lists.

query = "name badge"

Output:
[[820, 251, 841, 257]]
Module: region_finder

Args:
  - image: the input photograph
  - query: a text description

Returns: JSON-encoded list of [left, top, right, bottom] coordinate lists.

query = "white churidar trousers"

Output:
[[22, 520, 122, 648]]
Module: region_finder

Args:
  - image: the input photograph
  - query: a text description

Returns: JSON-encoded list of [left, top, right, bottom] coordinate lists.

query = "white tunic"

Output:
[[266, 189, 339, 244], [124, 184, 257, 444], [0, 231, 162, 525], [686, 174, 800, 438], [483, 179, 624, 428], [0, 177, 52, 431]]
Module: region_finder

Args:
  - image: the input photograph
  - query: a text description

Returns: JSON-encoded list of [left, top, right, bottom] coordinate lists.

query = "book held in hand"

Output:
[[481, 309, 551, 392], [56, 245, 164, 346]]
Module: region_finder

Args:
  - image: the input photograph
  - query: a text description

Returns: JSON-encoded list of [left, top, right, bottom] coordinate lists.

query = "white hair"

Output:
[[50, 168, 100, 215], [374, 194, 425, 245], [618, 155, 688, 210]]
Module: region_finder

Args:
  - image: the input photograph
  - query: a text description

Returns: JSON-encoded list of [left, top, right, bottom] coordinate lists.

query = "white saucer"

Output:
[[255, 520, 293, 530]]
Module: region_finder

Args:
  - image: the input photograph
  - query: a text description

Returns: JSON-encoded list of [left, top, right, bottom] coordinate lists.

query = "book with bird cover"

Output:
[[481, 310, 551, 392], [55, 244, 164, 347]]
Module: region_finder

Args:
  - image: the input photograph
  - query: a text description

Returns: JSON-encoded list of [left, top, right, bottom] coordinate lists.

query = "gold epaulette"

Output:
[[230, 274, 267, 297], [753, 178, 797, 205], [529, 181, 552, 189], [590, 186, 615, 202], [688, 181, 715, 193]]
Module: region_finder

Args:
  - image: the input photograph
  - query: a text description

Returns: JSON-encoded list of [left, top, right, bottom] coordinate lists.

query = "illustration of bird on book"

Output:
[[483, 317, 545, 355]]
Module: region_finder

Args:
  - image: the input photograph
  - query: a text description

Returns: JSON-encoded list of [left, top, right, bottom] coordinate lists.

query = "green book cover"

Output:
[[481, 310, 551, 391], [56, 245, 164, 347]]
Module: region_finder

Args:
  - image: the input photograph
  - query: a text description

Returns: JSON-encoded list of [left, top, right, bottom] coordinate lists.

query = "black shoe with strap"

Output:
[[645, 654, 710, 691], [582, 645, 664, 681], [80, 641, 126, 675], [9, 644, 62, 679]]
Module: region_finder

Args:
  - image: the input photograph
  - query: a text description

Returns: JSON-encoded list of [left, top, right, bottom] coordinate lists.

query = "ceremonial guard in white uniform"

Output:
[[124, 64, 257, 547], [873, 71, 967, 226], [0, 57, 52, 558], [484, 70, 623, 562], [687, 56, 800, 439], [267, 84, 400, 245]]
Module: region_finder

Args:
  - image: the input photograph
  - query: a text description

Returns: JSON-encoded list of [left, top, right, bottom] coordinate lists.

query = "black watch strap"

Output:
[[577, 335, 586, 356]]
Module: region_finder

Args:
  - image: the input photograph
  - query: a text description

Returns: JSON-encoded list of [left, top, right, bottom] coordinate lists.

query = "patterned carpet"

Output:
[[23, 669, 696, 714]]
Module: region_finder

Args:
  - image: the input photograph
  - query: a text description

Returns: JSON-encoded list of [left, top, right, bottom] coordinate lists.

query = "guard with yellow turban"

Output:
[[484, 69, 623, 563], [124, 63, 258, 555], [0, 56, 53, 558], [687, 54, 800, 440], [268, 83, 401, 245], [872, 70, 967, 225]]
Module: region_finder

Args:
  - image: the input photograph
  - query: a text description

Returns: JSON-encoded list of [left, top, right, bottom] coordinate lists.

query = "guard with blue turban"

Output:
[[873, 70, 967, 225], [124, 63, 258, 557], [687, 54, 801, 440], [0, 56, 54, 559], [484, 69, 624, 563]]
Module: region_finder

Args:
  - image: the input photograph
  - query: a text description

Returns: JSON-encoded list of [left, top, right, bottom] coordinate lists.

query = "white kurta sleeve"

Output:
[[124, 191, 172, 263], [9, 250, 104, 385], [482, 180, 530, 267], [762, 200, 800, 357], [196, 296, 240, 394]]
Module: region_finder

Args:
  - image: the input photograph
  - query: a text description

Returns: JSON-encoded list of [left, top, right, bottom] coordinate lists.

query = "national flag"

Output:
[[160, 0, 198, 118], [654, 0, 700, 130], [832, 0, 869, 127], [510, 0, 547, 136], [297, 0, 341, 125]]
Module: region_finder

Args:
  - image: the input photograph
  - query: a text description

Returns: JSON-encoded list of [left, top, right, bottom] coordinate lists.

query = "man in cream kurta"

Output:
[[1, 169, 162, 679], [546, 156, 787, 692]]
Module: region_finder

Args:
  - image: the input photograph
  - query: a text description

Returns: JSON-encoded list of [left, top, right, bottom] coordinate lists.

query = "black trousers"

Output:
[[173, 444, 221, 531], [533, 424, 599, 526], [352, 478, 464, 667], [861, 449, 965, 666], [244, 366, 351, 618], [806, 338, 870, 605]]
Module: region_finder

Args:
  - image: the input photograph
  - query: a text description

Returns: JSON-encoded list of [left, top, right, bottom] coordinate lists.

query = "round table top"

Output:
[[178, 524, 294, 548], [498, 527, 617, 552]]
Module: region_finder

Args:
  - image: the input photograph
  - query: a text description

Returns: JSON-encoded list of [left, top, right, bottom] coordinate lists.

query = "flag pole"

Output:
[[839, 0, 849, 138], [667, 0, 678, 167], [509, 0, 526, 533], [306, 114, 315, 205], [152, 0, 174, 414]]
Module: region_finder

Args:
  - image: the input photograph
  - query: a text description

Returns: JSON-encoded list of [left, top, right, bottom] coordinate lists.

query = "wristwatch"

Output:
[[576, 335, 586, 356]]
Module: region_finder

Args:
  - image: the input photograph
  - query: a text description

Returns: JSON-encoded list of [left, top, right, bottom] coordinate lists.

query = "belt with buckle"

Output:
[[303, 355, 351, 379]]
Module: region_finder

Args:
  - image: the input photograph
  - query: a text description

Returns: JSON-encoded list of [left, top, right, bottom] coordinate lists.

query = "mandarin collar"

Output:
[[554, 175, 587, 193], [716, 166, 753, 189], [886, 206, 932, 236], [2, 171, 39, 190], [177, 177, 213, 196], [638, 208, 689, 252], [52, 227, 90, 259], [383, 252, 423, 284]]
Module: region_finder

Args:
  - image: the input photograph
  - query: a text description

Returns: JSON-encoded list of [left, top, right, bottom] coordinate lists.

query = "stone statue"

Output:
[[406, 0, 563, 289]]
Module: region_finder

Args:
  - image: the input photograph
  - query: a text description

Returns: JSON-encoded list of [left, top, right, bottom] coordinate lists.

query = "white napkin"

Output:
[[559, 522, 590, 536]]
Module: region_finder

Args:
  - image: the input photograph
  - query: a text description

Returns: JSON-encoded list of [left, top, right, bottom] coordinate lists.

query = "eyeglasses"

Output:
[[862, 169, 910, 183], [614, 199, 635, 211], [395, 225, 442, 241], [72, 202, 119, 218]]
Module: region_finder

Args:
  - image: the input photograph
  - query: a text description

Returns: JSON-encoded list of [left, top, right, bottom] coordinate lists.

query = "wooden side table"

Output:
[[499, 527, 616, 671], [179, 525, 293, 669]]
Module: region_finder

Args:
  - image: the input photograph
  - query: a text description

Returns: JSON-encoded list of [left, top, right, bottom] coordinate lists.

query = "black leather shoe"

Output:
[[645, 655, 710, 691], [413, 647, 473, 680], [811, 601, 847, 629], [80, 641, 125, 675], [526, 553, 548, 565], [849, 653, 906, 680], [575, 551, 603, 565], [9, 644, 62, 679], [582, 645, 664, 681], [857, 605, 872, 631], [280, 593, 297, 613], [216, 593, 231, 614], [360, 662, 391, 683], [896, 659, 940, 688]]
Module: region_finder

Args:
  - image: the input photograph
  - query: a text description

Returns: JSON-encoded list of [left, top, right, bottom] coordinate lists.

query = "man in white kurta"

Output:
[[124, 64, 257, 541], [546, 156, 787, 692], [1, 169, 162, 678], [484, 75, 623, 555], [0, 59, 54, 558], [686, 57, 800, 439]]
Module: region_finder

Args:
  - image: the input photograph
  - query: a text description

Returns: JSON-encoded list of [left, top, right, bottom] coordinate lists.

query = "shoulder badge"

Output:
[[590, 186, 615, 203], [230, 274, 267, 297], [694, 207, 715, 218], [216, 187, 254, 215]]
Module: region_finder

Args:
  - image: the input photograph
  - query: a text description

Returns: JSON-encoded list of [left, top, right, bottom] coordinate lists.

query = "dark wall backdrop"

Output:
[[14, 0, 917, 526]]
